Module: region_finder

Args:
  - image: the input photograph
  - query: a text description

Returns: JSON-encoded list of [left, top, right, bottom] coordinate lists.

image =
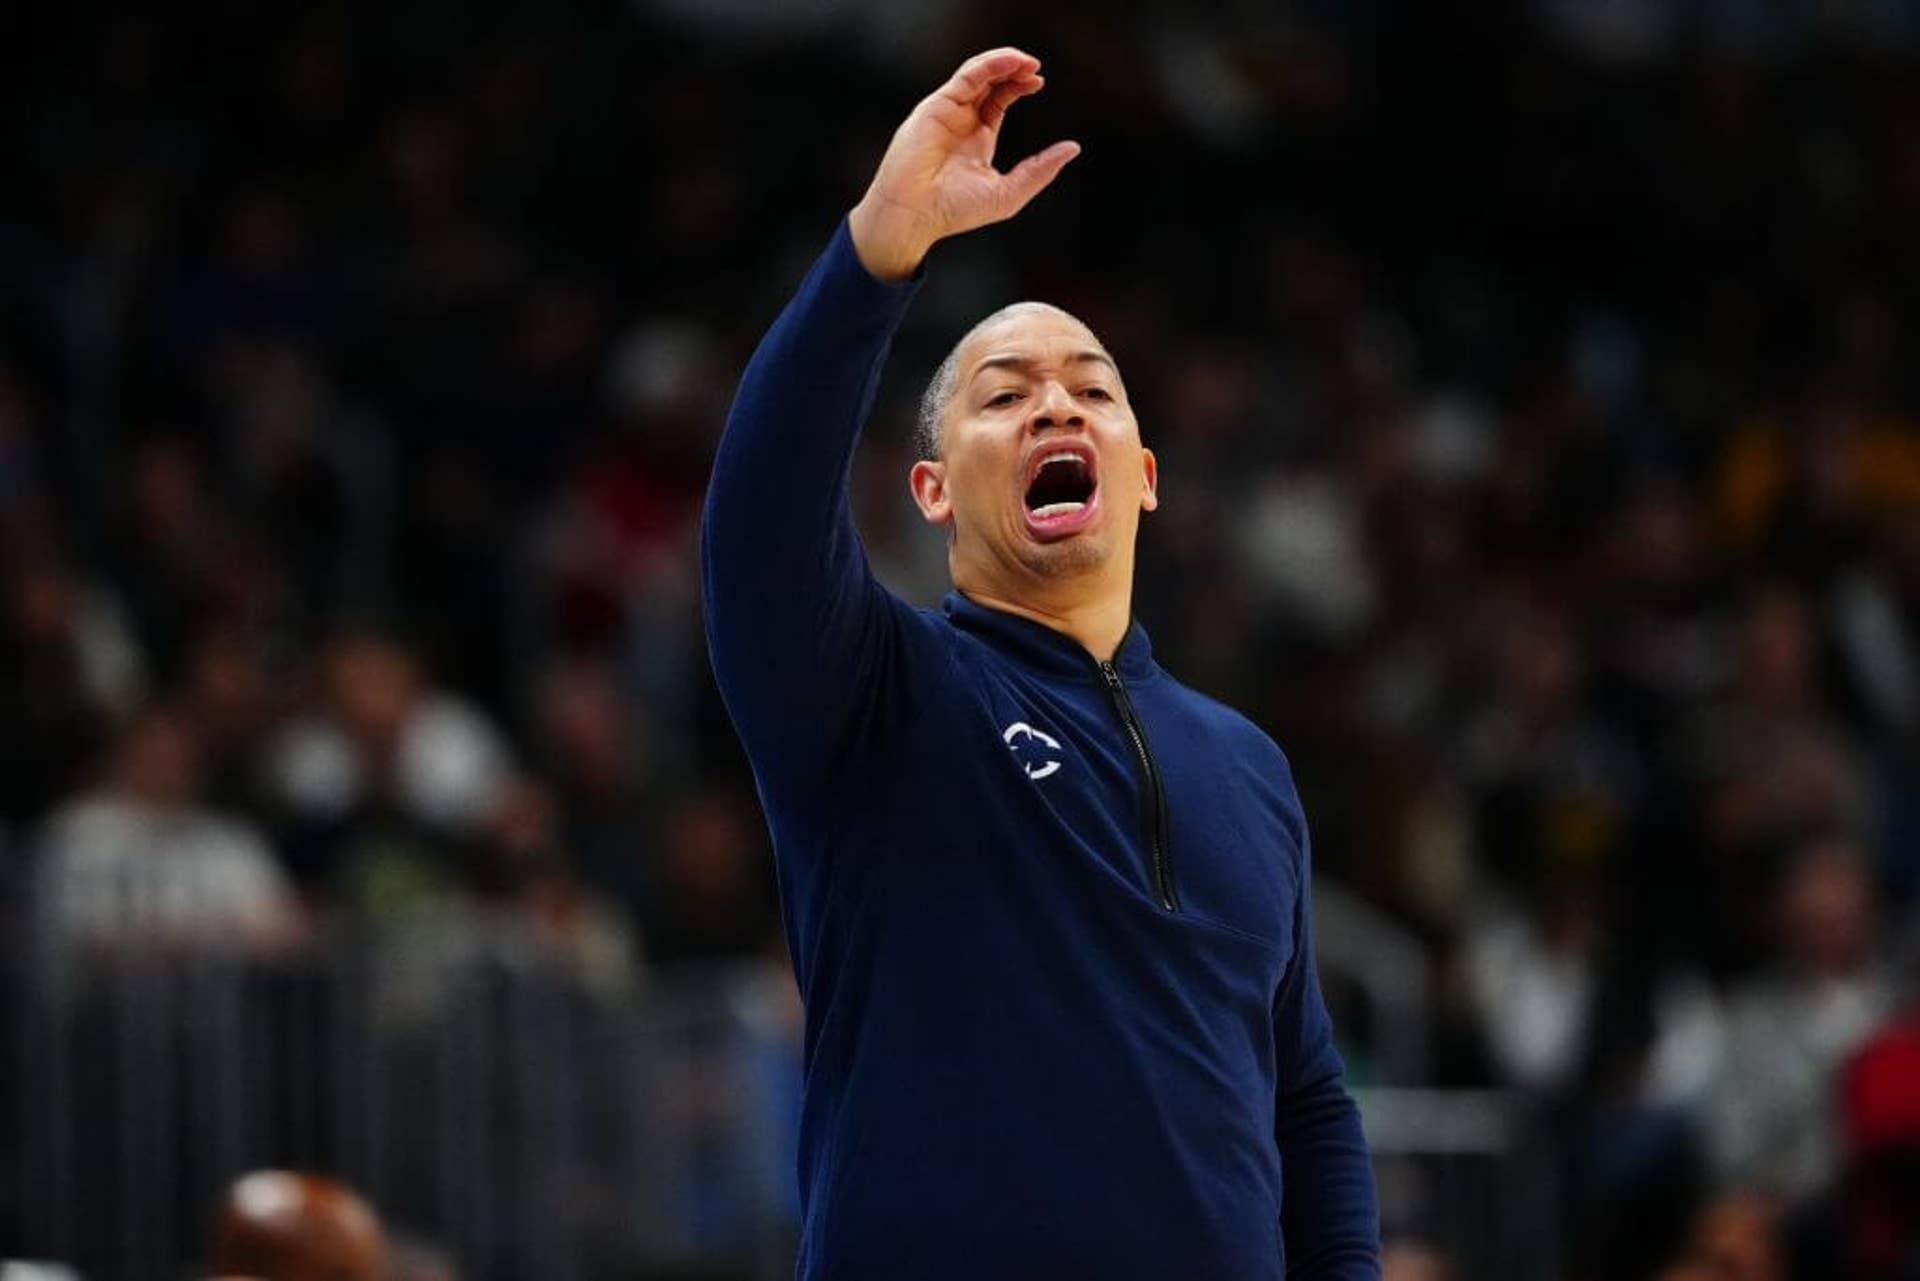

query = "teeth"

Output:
[[1039, 453, 1084, 471], [1031, 502, 1086, 519]]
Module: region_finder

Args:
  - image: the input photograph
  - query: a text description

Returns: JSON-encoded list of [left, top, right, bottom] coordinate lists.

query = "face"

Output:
[[910, 306, 1157, 586], [1688, 1192, 1785, 1281], [119, 710, 203, 810], [325, 637, 420, 748]]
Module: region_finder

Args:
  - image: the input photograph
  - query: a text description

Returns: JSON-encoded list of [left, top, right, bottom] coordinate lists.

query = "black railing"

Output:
[[2, 917, 1555, 1281]]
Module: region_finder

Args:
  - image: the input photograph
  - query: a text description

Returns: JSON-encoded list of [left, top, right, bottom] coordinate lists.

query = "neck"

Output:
[[954, 573, 1134, 662]]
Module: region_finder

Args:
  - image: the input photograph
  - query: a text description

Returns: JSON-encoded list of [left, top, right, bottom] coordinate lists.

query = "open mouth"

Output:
[[1022, 447, 1099, 538]]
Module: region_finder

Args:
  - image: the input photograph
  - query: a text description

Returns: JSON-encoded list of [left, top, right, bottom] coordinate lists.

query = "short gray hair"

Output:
[[914, 346, 965, 462], [913, 301, 1097, 461]]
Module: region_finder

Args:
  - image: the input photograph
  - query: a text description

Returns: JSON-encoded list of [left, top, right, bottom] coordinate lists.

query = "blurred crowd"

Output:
[[4, 2, 1920, 1279]]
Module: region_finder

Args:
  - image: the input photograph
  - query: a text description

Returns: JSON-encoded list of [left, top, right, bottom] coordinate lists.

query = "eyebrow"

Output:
[[968, 350, 1119, 382]]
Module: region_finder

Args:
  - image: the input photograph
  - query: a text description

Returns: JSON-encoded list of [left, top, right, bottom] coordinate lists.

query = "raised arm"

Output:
[[700, 48, 1078, 804]]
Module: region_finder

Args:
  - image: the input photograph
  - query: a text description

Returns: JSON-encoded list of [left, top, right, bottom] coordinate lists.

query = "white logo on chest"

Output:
[[1002, 721, 1064, 780]]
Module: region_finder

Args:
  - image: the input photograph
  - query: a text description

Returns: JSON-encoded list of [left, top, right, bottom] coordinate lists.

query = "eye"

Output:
[[1079, 387, 1113, 401], [986, 390, 1023, 408]]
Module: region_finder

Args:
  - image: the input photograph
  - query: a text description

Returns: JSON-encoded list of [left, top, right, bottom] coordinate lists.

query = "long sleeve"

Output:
[[1275, 834, 1381, 1280], [700, 218, 938, 808]]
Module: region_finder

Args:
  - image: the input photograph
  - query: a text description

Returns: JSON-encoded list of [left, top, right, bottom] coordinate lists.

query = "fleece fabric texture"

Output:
[[701, 217, 1380, 1280]]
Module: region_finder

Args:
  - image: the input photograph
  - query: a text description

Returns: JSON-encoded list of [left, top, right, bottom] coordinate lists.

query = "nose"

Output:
[[1027, 382, 1083, 433]]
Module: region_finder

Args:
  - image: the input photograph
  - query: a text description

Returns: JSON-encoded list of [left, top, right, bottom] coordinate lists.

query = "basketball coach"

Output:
[[702, 45, 1381, 1281]]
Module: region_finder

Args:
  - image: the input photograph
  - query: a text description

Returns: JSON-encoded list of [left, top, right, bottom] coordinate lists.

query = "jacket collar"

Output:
[[941, 589, 1158, 684]]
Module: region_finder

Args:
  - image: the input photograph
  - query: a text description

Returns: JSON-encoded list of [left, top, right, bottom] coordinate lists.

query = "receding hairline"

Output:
[[915, 301, 1117, 460], [954, 302, 1107, 370]]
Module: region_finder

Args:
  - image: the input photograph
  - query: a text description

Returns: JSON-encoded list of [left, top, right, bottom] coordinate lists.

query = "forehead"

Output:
[[956, 307, 1114, 382]]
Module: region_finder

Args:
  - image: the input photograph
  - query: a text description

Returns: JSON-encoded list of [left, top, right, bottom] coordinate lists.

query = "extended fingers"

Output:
[[996, 139, 1081, 215]]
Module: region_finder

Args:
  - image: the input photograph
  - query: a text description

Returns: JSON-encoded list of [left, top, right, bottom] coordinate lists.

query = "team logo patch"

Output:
[[1002, 721, 1064, 780]]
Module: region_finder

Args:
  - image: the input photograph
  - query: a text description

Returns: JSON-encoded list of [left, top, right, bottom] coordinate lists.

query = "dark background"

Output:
[[3, 2, 1918, 1279]]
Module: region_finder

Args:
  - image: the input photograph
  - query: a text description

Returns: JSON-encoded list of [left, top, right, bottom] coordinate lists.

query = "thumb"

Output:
[[997, 140, 1081, 218]]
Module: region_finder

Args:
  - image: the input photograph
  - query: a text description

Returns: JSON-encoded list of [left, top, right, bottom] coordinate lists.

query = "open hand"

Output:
[[848, 47, 1080, 281]]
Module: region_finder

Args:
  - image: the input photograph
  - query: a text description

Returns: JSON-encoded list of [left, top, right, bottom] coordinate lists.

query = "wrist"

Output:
[[847, 197, 934, 282]]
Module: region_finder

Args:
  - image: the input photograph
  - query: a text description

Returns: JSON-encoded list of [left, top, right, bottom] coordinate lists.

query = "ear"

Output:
[[1139, 447, 1159, 512], [909, 458, 953, 526]]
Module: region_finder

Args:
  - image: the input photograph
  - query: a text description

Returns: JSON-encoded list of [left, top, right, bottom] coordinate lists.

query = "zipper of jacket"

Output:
[[1097, 659, 1177, 912]]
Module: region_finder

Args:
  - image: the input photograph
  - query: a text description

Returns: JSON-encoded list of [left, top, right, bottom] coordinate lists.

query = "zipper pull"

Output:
[[1098, 660, 1121, 689]]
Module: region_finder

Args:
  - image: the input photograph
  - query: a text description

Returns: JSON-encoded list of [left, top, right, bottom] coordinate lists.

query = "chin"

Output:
[[1016, 532, 1110, 579]]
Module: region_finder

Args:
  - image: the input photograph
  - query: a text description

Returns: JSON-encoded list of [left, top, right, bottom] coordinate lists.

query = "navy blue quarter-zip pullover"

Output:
[[701, 218, 1380, 1280]]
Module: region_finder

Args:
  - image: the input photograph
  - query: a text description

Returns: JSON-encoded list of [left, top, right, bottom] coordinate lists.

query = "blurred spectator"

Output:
[[1678, 1190, 1788, 1281], [0, 542, 144, 834], [533, 654, 659, 920], [1460, 600, 1634, 1092], [1590, 478, 1722, 746], [213, 339, 393, 634], [182, 621, 286, 815], [473, 773, 641, 1005], [1703, 837, 1893, 1203], [642, 788, 779, 968], [1459, 598, 1638, 894], [1813, 1008, 1920, 1280], [30, 703, 302, 979], [1678, 586, 1872, 982], [1463, 873, 1606, 1093], [107, 435, 280, 682], [348, 770, 642, 1028], [265, 630, 512, 887], [1233, 467, 1379, 643]]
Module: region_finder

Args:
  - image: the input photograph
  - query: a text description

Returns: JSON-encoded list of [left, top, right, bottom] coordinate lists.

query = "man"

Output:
[[702, 46, 1379, 1279]]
